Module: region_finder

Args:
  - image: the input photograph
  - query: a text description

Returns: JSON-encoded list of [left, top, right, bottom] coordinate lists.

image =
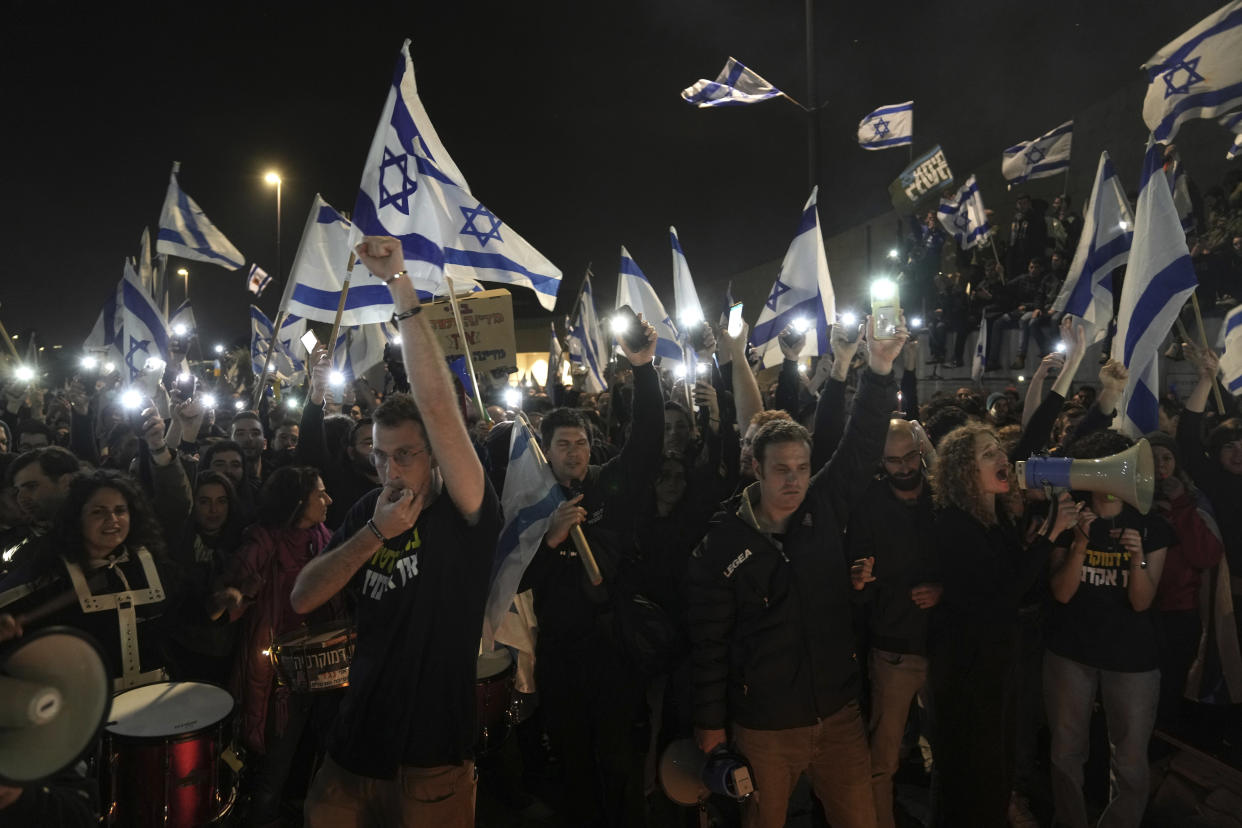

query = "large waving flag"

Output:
[[681, 57, 783, 108], [1142, 1, 1242, 144], [482, 416, 565, 646], [669, 227, 705, 328], [936, 175, 991, 249], [352, 40, 561, 310], [1002, 121, 1073, 186], [156, 162, 245, 270], [120, 262, 170, 381], [1052, 152, 1135, 342], [332, 321, 398, 382], [750, 188, 836, 368], [566, 273, 608, 393], [616, 247, 681, 361], [1111, 143, 1199, 437], [858, 101, 913, 150], [1221, 110, 1242, 160], [250, 306, 306, 381], [1220, 305, 1242, 397]]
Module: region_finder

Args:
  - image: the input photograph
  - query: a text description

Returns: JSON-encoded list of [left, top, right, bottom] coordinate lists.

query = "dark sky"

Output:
[[2, 0, 1230, 354]]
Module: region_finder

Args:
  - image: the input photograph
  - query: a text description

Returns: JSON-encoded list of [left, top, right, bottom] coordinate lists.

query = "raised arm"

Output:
[[720, 322, 761, 441]]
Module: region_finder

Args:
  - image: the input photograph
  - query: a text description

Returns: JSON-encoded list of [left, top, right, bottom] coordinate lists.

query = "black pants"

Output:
[[1157, 608, 1202, 729], [245, 690, 314, 825]]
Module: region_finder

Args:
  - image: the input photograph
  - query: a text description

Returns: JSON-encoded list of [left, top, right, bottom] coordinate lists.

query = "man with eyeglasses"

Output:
[[291, 236, 502, 828]]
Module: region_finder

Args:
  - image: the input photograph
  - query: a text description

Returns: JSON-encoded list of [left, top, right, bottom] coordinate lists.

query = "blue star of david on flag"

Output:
[[1161, 55, 1205, 98], [127, 336, 152, 369], [1025, 144, 1047, 164], [871, 117, 891, 140], [459, 204, 504, 247], [953, 210, 971, 231], [378, 147, 418, 214], [765, 279, 791, 311]]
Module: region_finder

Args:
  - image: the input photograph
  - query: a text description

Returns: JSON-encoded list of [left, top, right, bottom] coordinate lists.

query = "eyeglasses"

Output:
[[371, 446, 429, 468], [882, 449, 923, 467]]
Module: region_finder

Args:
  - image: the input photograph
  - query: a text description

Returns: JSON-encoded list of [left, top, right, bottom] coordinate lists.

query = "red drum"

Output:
[[269, 622, 355, 692], [104, 681, 235, 827], [475, 648, 515, 755]]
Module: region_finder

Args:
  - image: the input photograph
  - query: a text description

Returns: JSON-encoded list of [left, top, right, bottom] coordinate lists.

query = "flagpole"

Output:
[[251, 308, 287, 410], [444, 274, 490, 423], [804, 0, 819, 192], [989, 236, 1005, 281], [1189, 294, 1226, 413], [0, 304, 20, 360], [514, 412, 603, 587]]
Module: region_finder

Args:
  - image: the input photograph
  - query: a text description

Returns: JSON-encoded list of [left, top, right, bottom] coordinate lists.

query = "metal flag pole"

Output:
[[444, 274, 490, 423], [514, 411, 603, 586]]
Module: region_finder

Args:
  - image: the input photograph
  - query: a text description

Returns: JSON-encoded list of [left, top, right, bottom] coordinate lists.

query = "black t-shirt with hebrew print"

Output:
[[324, 480, 501, 779], [1045, 504, 1175, 673]]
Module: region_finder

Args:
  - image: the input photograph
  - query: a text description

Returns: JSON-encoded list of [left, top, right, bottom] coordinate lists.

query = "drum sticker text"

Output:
[[361, 529, 422, 600]]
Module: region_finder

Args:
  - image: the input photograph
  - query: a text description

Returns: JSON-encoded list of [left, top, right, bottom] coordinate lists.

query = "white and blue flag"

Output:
[[566, 274, 608, 394], [84, 281, 124, 365], [858, 101, 913, 150], [1052, 152, 1134, 342], [1220, 305, 1242, 397], [1168, 160, 1196, 233], [670, 227, 705, 328], [1221, 110, 1242, 160], [1111, 143, 1199, 437], [681, 57, 783, 108], [616, 247, 681, 361], [1142, 1, 1242, 144], [120, 262, 170, 381], [250, 306, 306, 382], [247, 264, 273, 297], [547, 322, 563, 388], [156, 162, 245, 270], [936, 175, 991, 249], [353, 41, 561, 310], [482, 416, 565, 647], [972, 308, 989, 382], [332, 321, 399, 383], [169, 300, 197, 337], [137, 229, 157, 298], [750, 187, 836, 368], [1002, 121, 1073, 186]]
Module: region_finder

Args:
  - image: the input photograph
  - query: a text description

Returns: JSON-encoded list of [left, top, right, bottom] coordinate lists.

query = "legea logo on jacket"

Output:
[[723, 549, 752, 579]]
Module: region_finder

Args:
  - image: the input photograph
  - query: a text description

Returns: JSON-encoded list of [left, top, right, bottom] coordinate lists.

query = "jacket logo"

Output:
[[723, 549, 752, 578], [801, 513, 813, 527]]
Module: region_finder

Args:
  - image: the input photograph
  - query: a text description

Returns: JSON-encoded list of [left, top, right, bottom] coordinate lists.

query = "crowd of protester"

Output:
[[0, 193, 1240, 828]]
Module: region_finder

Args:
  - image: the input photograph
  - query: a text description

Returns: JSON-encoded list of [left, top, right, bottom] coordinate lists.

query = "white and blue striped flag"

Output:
[[1142, 1, 1242, 144], [169, 300, 197, 337], [750, 187, 836, 368], [250, 305, 306, 382], [616, 247, 681, 361], [120, 262, 170, 381], [332, 321, 399, 383], [247, 264, 272, 297], [858, 101, 913, 150], [1220, 305, 1242, 397], [352, 41, 561, 310], [971, 307, 989, 382], [1052, 152, 1134, 342], [566, 274, 608, 394], [1221, 110, 1242, 160], [482, 416, 565, 647], [84, 281, 124, 365], [936, 175, 991, 249], [1168, 160, 1196, 233], [681, 57, 783, 108], [547, 322, 563, 388], [1111, 143, 1199, 438], [670, 227, 705, 329], [137, 229, 157, 298], [156, 162, 245, 270], [1002, 121, 1073, 187]]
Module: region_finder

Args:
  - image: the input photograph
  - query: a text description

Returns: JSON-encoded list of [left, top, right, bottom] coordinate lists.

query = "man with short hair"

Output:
[[687, 317, 907, 828], [229, 411, 267, 480], [15, 421, 52, 453], [292, 236, 501, 828], [9, 447, 79, 530]]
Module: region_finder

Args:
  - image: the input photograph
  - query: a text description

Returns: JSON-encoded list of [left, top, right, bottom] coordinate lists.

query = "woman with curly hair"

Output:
[[927, 422, 1077, 826], [0, 469, 178, 690]]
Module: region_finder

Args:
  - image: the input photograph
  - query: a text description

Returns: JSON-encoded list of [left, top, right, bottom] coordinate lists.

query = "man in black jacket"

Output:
[[687, 316, 906, 828]]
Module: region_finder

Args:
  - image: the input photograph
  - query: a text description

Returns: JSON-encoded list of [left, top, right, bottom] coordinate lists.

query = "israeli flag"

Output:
[[120, 262, 170, 382], [670, 226, 705, 328], [547, 322, 563, 388], [1167, 160, 1196, 233], [1111, 143, 1199, 438], [681, 57, 783, 108], [750, 187, 836, 368], [84, 281, 124, 364], [247, 264, 272, 297], [156, 162, 245, 270], [1052, 152, 1134, 342], [858, 101, 913, 150], [616, 247, 681, 361], [169, 300, 197, 337], [971, 307, 988, 382], [137, 229, 157, 298], [482, 416, 565, 647], [353, 40, 561, 310], [332, 321, 398, 382], [250, 306, 306, 382], [1220, 305, 1242, 396], [1142, 1, 1242, 144], [566, 273, 608, 394], [1002, 121, 1073, 186], [1221, 110, 1242, 160], [936, 175, 991, 249]]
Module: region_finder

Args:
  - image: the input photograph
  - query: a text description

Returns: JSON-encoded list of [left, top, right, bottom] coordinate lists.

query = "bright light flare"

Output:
[[233, 400, 246, 411], [910, 316, 923, 329], [214, 344, 225, 354], [120, 389, 143, 410], [173, 323, 188, 337], [791, 317, 811, 333], [286, 397, 299, 410], [329, 370, 346, 387], [839, 311, 858, 328], [200, 394, 217, 409], [887, 248, 900, 260], [80, 355, 98, 370], [264, 171, 281, 185], [870, 278, 897, 302], [1055, 341, 1067, 353], [14, 365, 35, 382], [503, 388, 522, 409], [609, 315, 630, 335]]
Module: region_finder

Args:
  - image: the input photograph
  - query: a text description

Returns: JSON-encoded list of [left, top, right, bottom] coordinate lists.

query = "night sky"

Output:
[[2, 0, 1230, 356]]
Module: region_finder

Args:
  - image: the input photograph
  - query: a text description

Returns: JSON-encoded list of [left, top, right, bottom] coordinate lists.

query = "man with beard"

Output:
[[848, 420, 942, 828], [229, 410, 268, 481]]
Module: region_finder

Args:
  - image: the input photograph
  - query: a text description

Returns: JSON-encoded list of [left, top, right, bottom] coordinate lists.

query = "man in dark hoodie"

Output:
[[687, 315, 907, 828]]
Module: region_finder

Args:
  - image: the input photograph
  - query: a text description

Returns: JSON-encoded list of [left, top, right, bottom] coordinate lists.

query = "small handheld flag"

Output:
[[247, 264, 272, 297]]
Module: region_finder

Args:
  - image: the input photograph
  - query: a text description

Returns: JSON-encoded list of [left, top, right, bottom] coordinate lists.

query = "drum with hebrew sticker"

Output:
[[269, 621, 356, 692]]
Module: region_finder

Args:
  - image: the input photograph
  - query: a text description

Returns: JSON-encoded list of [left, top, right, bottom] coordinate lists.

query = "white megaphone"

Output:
[[0, 627, 111, 784], [659, 738, 755, 806], [1015, 437, 1156, 515]]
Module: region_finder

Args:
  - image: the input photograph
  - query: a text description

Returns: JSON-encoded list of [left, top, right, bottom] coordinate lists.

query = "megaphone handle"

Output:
[[1040, 484, 1059, 538]]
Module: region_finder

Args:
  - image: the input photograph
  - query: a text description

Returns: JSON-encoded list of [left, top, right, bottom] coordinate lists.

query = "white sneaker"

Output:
[[1008, 792, 1040, 828]]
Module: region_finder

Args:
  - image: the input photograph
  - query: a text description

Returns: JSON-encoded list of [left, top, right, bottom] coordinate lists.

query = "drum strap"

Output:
[[66, 549, 167, 691]]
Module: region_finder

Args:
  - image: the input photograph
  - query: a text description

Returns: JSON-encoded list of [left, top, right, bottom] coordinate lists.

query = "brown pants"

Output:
[[302, 754, 475, 828], [732, 701, 875, 828]]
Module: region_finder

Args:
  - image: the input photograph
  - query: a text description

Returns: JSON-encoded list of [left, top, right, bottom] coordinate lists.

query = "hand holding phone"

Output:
[[613, 305, 649, 353]]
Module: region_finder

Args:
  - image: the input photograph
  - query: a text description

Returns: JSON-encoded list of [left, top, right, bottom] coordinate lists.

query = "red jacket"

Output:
[[1154, 490, 1224, 613]]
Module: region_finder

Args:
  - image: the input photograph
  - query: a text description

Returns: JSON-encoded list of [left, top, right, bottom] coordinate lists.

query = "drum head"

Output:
[[107, 681, 234, 739], [476, 647, 513, 680]]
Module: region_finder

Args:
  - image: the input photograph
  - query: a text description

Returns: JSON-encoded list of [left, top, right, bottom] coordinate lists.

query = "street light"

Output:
[[264, 171, 282, 282], [177, 267, 189, 299]]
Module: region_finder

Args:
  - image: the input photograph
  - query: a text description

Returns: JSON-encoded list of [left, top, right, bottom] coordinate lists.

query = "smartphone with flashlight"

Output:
[[871, 279, 901, 340], [727, 302, 744, 338], [175, 372, 197, 399], [614, 305, 648, 352], [300, 331, 319, 355]]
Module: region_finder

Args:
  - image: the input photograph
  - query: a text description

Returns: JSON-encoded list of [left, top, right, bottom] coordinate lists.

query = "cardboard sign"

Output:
[[423, 289, 517, 389], [889, 145, 955, 213]]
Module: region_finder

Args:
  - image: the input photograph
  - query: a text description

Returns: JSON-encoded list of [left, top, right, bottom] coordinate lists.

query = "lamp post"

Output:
[[264, 171, 282, 281], [176, 268, 189, 303]]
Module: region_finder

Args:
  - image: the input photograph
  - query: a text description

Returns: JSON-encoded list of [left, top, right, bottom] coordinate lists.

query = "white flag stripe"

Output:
[[156, 163, 245, 270], [1002, 121, 1073, 186], [670, 227, 705, 328]]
